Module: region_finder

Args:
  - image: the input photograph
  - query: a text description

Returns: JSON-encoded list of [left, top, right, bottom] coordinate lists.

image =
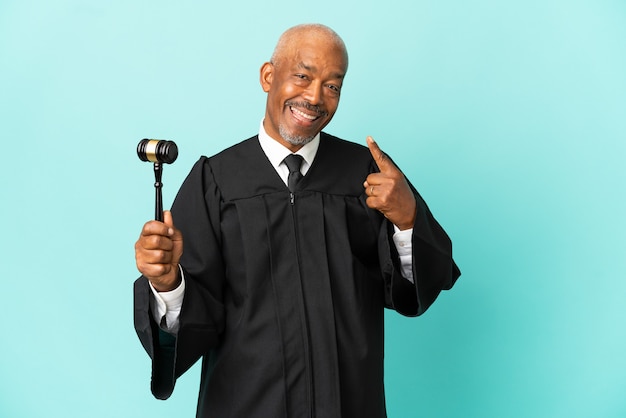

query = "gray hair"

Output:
[[270, 24, 349, 68]]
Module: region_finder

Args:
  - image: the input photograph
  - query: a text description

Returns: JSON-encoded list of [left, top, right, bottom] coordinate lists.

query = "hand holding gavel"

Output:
[[135, 139, 183, 291]]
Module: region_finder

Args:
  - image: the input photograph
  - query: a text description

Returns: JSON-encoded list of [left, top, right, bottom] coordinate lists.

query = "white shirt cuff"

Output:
[[149, 265, 185, 335], [392, 227, 414, 283]]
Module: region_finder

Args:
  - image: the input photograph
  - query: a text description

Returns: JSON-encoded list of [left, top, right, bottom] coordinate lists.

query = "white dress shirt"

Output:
[[150, 122, 414, 334]]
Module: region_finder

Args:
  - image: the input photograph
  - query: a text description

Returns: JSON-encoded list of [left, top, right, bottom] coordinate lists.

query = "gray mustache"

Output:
[[285, 101, 329, 117]]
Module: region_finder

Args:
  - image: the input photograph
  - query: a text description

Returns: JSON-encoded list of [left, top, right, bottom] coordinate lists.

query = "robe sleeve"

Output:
[[133, 157, 226, 399], [379, 182, 461, 317]]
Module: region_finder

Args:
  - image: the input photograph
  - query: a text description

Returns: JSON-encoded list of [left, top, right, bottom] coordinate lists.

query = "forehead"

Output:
[[284, 38, 347, 76]]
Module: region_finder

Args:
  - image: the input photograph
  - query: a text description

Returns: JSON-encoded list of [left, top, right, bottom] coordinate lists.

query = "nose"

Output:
[[303, 80, 323, 105]]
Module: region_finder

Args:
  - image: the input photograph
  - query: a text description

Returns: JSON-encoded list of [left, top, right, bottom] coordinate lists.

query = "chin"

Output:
[[285, 136, 314, 146], [279, 125, 317, 146]]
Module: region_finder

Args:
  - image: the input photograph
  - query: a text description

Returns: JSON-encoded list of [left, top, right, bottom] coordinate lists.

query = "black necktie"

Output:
[[283, 154, 304, 192]]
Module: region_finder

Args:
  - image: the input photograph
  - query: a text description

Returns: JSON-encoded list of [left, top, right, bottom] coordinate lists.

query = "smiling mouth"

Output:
[[291, 106, 320, 121], [285, 101, 328, 123]]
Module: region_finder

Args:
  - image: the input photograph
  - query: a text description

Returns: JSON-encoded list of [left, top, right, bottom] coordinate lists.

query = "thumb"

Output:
[[366, 136, 393, 173], [162, 210, 180, 237], [159, 211, 184, 277], [163, 210, 183, 260]]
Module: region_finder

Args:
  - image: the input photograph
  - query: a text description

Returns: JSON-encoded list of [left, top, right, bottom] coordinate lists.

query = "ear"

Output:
[[260, 62, 274, 93]]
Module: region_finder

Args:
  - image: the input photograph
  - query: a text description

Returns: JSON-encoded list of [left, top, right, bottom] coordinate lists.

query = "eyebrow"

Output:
[[297, 61, 345, 80], [297, 61, 314, 71]]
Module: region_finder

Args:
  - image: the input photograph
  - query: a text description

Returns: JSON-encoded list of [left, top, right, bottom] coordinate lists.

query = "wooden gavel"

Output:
[[137, 139, 178, 222]]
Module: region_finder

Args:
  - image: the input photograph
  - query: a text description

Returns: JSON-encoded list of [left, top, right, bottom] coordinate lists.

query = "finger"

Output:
[[149, 248, 175, 264], [366, 136, 394, 173], [364, 172, 385, 188], [140, 234, 174, 251], [365, 194, 383, 212], [366, 136, 383, 163], [141, 220, 170, 237], [135, 243, 172, 271], [367, 136, 401, 175], [140, 261, 175, 280]]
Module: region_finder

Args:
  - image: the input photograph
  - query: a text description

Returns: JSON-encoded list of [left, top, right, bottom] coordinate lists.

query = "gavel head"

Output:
[[137, 139, 178, 164]]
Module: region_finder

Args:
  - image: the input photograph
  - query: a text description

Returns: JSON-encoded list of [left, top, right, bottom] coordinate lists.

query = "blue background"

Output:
[[1, 1, 625, 417]]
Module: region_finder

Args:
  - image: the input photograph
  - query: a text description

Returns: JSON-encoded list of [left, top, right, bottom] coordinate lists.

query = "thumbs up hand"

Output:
[[364, 136, 417, 230], [135, 210, 184, 292]]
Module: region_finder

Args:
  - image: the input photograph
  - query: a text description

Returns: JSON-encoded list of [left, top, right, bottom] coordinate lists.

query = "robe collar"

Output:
[[257, 120, 320, 180]]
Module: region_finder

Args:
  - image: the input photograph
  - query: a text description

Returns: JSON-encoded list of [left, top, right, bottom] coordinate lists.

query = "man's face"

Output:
[[260, 37, 347, 150]]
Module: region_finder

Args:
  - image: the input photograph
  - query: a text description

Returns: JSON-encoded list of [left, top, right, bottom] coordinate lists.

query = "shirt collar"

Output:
[[257, 120, 320, 175]]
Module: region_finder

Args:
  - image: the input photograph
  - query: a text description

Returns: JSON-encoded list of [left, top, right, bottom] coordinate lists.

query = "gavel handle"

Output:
[[154, 162, 164, 222]]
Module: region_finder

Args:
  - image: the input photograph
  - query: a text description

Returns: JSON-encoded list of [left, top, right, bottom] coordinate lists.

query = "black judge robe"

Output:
[[134, 132, 460, 418]]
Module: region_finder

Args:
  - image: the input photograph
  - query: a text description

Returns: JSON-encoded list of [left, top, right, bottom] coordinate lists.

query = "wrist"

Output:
[[396, 213, 415, 231], [150, 266, 182, 292]]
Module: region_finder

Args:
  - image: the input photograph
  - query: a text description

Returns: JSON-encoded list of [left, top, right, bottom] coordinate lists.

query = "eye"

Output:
[[292, 74, 310, 86], [326, 84, 341, 95]]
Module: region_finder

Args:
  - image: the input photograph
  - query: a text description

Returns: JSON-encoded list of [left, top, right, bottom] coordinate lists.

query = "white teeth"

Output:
[[291, 106, 317, 120]]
